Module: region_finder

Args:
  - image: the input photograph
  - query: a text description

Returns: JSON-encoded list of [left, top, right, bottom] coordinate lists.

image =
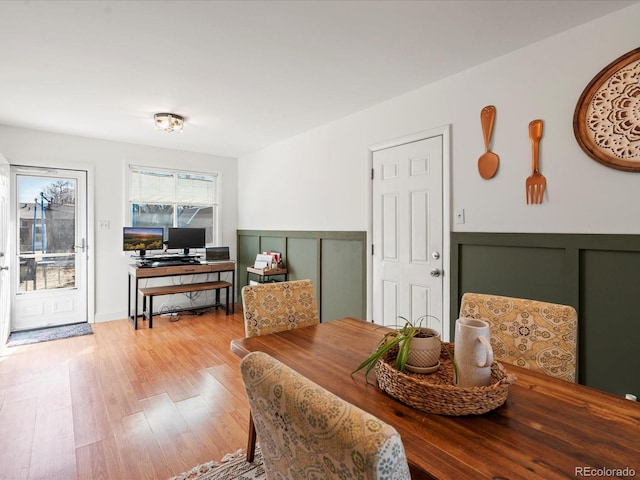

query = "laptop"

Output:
[[205, 246, 231, 262]]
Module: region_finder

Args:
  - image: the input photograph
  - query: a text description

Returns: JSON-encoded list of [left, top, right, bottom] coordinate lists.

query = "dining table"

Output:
[[230, 317, 640, 480]]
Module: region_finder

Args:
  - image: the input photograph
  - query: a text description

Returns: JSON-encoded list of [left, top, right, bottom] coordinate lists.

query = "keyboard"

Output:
[[149, 259, 198, 267]]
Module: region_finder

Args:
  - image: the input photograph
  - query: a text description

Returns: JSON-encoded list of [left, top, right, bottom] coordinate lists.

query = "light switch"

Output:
[[98, 220, 110, 230], [455, 209, 465, 224]]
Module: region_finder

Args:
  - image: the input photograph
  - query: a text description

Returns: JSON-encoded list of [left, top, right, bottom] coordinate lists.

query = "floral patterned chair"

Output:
[[240, 351, 411, 480], [241, 279, 320, 461], [242, 279, 319, 337], [459, 293, 578, 382]]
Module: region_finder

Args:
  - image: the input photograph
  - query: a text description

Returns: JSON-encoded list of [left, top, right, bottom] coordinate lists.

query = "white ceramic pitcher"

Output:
[[454, 317, 494, 387]]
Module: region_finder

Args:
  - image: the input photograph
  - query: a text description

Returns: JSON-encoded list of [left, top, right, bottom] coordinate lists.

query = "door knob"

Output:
[[0, 266, 8, 271], [430, 268, 442, 277]]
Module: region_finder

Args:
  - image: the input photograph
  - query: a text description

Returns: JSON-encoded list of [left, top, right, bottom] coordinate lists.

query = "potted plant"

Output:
[[404, 325, 442, 372], [352, 315, 458, 383]]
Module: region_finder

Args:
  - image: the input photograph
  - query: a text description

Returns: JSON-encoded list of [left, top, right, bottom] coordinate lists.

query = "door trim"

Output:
[[0, 152, 9, 346], [368, 125, 451, 339], [9, 163, 95, 325]]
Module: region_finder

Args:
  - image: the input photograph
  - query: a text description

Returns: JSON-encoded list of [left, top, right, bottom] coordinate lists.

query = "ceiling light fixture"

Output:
[[154, 113, 184, 132]]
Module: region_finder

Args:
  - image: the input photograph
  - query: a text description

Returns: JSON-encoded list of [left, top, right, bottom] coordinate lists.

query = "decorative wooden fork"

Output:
[[526, 119, 545, 204]]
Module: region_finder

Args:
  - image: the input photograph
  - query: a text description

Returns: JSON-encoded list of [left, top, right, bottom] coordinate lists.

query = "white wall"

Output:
[[1, 5, 638, 324], [238, 4, 640, 235], [0, 126, 237, 322]]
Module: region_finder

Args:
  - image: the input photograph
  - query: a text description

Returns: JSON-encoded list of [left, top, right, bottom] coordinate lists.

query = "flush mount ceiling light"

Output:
[[154, 113, 184, 132]]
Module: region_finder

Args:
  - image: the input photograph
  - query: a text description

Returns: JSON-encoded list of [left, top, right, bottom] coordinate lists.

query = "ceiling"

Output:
[[0, 0, 637, 158]]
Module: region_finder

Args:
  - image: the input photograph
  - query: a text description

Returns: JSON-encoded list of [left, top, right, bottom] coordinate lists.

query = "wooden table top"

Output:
[[129, 261, 235, 278], [230, 317, 640, 480]]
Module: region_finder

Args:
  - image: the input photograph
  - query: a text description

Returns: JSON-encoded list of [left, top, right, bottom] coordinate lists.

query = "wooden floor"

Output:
[[0, 307, 250, 480]]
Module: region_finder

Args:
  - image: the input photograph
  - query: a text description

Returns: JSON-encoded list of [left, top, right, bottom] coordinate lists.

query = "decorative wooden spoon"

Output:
[[478, 105, 499, 179]]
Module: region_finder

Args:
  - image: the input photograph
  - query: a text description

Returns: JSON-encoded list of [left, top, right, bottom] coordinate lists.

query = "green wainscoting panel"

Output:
[[320, 238, 366, 323], [580, 249, 640, 396], [286, 237, 320, 302], [237, 230, 366, 323], [457, 244, 566, 304], [451, 232, 640, 398], [259, 236, 287, 260], [238, 233, 259, 293]]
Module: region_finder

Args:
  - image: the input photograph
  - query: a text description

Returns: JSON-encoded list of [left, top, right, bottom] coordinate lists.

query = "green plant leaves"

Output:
[[393, 327, 417, 371], [351, 332, 403, 384]]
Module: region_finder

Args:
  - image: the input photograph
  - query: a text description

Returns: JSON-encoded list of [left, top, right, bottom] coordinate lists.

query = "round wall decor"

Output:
[[574, 47, 640, 172]]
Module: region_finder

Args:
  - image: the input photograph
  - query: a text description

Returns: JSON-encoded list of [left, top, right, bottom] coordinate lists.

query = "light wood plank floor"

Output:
[[0, 307, 250, 480]]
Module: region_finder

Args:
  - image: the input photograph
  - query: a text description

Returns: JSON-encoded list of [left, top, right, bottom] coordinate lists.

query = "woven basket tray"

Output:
[[376, 343, 516, 416]]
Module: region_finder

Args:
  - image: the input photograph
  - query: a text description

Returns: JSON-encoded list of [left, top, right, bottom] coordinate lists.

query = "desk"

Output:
[[231, 318, 640, 480], [128, 261, 235, 329]]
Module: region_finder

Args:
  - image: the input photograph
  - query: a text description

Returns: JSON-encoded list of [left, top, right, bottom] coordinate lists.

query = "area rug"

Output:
[[169, 446, 265, 480], [7, 322, 93, 347]]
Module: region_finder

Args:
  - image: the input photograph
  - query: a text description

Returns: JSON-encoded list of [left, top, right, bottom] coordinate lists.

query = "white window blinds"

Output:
[[129, 167, 217, 205], [176, 174, 215, 205], [129, 168, 174, 203]]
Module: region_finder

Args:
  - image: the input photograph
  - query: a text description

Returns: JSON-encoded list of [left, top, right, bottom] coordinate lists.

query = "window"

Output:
[[128, 166, 218, 245]]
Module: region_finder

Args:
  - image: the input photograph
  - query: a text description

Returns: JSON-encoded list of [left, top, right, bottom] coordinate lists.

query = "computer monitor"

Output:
[[123, 227, 164, 256], [167, 227, 206, 255]]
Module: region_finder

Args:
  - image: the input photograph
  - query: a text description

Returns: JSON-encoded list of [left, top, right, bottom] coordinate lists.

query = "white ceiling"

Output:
[[0, 0, 637, 158]]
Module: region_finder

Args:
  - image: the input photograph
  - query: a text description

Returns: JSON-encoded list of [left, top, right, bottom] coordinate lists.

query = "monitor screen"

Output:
[[168, 227, 206, 253], [123, 227, 164, 254]]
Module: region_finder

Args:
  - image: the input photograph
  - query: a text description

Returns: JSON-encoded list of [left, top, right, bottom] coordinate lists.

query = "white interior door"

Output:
[[372, 135, 444, 332], [10, 167, 88, 331], [0, 153, 9, 345]]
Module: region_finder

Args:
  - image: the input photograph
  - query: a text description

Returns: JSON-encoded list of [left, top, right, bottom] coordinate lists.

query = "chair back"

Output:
[[240, 351, 411, 480], [242, 279, 319, 337], [459, 293, 578, 382]]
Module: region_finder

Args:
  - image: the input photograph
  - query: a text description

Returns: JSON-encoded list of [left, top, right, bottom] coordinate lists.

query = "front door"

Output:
[[372, 134, 444, 332], [10, 166, 88, 331]]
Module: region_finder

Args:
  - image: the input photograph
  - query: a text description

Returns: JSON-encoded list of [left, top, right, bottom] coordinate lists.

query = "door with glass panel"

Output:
[[10, 167, 88, 331]]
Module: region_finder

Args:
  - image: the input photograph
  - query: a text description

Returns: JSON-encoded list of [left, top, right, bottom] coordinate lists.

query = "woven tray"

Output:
[[376, 343, 516, 416]]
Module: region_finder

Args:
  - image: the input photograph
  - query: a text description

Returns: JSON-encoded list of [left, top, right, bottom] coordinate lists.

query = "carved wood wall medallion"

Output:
[[574, 47, 640, 172]]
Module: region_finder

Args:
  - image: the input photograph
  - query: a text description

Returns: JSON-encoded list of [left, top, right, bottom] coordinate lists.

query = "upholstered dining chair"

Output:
[[459, 293, 578, 382], [241, 279, 320, 461], [240, 351, 411, 480], [241, 279, 319, 337]]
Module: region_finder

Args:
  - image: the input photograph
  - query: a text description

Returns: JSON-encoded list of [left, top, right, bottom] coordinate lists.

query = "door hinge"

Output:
[[371, 168, 374, 180], [371, 244, 374, 255]]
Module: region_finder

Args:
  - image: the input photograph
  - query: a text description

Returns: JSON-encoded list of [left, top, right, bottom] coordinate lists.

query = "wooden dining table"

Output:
[[230, 317, 640, 480]]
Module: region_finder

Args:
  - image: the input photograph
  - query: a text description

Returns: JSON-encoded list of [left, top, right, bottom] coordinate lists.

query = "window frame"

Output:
[[126, 164, 220, 247]]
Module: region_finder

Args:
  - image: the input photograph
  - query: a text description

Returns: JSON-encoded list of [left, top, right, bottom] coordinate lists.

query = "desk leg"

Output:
[[134, 277, 139, 330], [225, 285, 229, 315], [231, 269, 235, 313], [149, 296, 153, 328], [128, 273, 139, 329], [128, 273, 132, 326], [215, 272, 221, 307]]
